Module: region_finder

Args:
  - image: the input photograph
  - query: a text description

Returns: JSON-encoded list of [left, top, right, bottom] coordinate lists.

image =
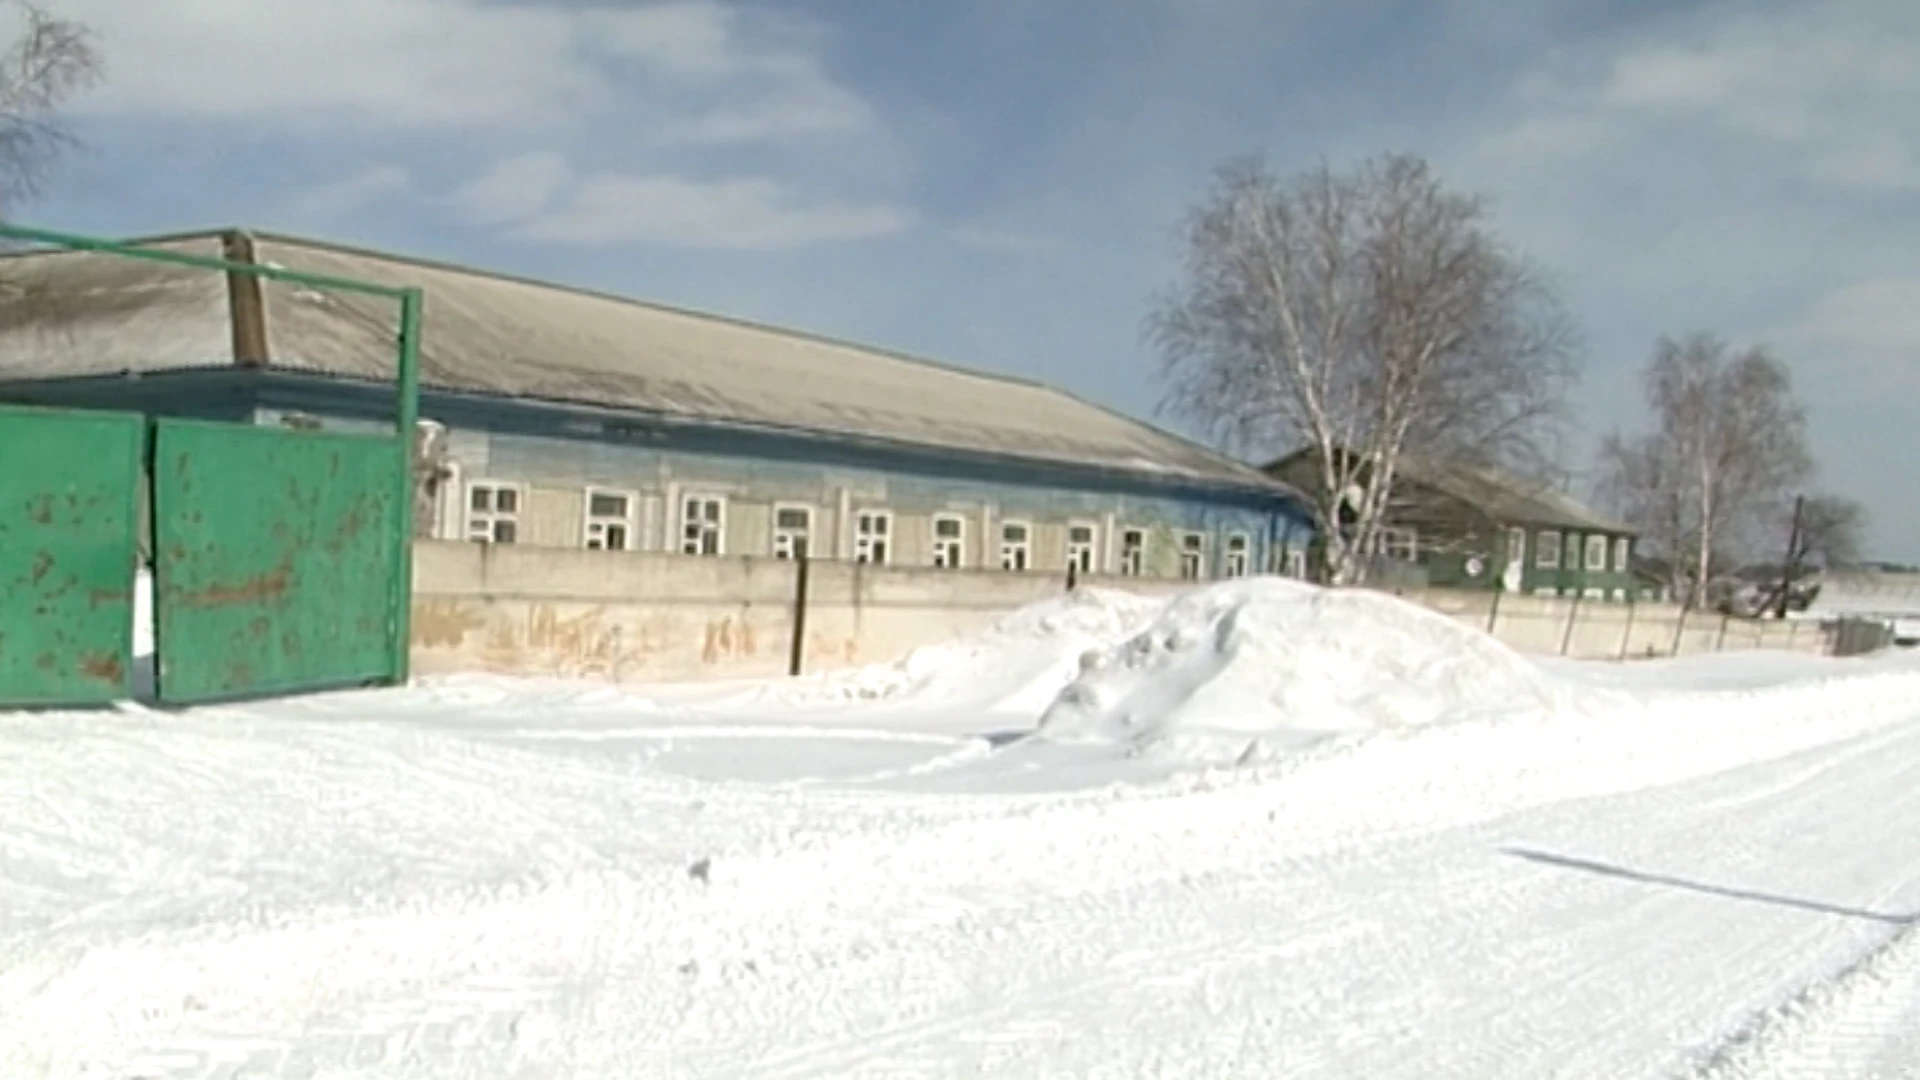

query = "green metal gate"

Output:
[[150, 419, 407, 704], [0, 404, 144, 706]]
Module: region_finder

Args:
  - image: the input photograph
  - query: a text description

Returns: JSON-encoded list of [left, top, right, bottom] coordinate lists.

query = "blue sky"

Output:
[[28, 0, 1920, 559]]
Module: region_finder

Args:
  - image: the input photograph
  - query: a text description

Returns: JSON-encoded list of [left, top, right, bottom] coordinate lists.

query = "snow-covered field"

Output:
[[5, 579, 1920, 1079]]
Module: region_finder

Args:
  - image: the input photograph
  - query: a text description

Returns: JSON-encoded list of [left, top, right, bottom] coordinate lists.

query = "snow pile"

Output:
[[719, 587, 1165, 714], [1037, 578, 1583, 761]]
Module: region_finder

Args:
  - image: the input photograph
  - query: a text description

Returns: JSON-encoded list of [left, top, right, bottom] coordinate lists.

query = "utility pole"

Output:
[[1774, 494, 1806, 620]]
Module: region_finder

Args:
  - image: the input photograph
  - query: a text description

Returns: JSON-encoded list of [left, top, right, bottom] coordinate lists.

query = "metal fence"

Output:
[[0, 224, 422, 707], [0, 404, 145, 705]]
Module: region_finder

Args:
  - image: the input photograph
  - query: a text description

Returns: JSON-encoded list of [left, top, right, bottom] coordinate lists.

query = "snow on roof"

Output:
[[1806, 571, 1920, 619]]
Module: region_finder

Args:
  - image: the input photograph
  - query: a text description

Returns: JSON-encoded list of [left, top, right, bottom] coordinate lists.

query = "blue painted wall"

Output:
[[0, 367, 1318, 577]]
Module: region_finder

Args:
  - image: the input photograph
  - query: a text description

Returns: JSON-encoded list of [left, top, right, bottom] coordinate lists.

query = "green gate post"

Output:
[[391, 288, 423, 684]]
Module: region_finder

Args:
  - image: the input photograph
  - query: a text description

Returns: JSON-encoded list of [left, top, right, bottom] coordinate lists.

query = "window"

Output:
[[680, 494, 725, 556], [1179, 532, 1206, 581], [584, 489, 634, 551], [1506, 527, 1526, 566], [772, 505, 812, 560], [1535, 530, 1562, 569], [1613, 537, 1632, 572], [932, 514, 966, 568], [1224, 533, 1251, 577], [1378, 527, 1418, 562], [854, 509, 891, 564], [1000, 521, 1032, 571], [1118, 527, 1146, 576], [1285, 549, 1308, 579], [466, 481, 521, 544], [1067, 522, 1098, 575], [1584, 534, 1608, 571]]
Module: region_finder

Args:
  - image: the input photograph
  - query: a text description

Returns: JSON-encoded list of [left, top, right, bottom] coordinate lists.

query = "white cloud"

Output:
[[1769, 277, 1920, 394], [57, 0, 875, 140], [947, 226, 1057, 253], [446, 152, 573, 226], [508, 172, 910, 250], [1486, 0, 1920, 191], [280, 164, 411, 220], [660, 84, 875, 145]]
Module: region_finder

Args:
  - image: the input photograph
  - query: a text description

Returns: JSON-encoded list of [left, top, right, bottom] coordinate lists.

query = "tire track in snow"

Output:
[[1683, 914, 1920, 1079], [10, 667, 1920, 1078]]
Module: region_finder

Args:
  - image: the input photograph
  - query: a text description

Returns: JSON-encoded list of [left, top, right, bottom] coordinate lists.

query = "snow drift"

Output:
[[709, 587, 1165, 715], [1036, 578, 1586, 761]]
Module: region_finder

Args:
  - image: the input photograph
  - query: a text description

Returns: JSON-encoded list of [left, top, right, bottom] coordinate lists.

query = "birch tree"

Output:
[[1598, 334, 1813, 603], [0, 1, 102, 213], [1148, 153, 1578, 584]]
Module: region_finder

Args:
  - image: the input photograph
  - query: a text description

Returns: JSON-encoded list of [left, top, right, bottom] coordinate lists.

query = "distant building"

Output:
[[1802, 570, 1920, 646], [0, 229, 1315, 580], [1263, 446, 1644, 599]]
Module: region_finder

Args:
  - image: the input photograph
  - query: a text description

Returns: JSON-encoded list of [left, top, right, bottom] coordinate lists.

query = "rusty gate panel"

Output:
[[150, 419, 403, 704], [0, 404, 144, 706]]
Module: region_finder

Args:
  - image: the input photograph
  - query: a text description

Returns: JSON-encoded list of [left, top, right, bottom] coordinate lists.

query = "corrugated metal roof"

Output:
[[0, 234, 237, 376], [1265, 446, 1633, 535], [1397, 456, 1633, 535], [0, 228, 1285, 493]]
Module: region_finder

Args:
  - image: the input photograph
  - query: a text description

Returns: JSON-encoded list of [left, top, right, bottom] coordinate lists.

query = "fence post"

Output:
[[1618, 598, 1636, 661], [788, 556, 811, 677], [1486, 587, 1503, 635], [1715, 613, 1731, 652], [1670, 604, 1689, 657], [1559, 589, 1584, 656], [1066, 561, 1078, 593]]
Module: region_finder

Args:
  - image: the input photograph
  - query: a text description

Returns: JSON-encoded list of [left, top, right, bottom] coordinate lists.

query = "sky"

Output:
[[20, 0, 1920, 560]]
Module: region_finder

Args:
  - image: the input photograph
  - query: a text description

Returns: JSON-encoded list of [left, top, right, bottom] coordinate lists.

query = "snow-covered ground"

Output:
[[4, 579, 1920, 1079]]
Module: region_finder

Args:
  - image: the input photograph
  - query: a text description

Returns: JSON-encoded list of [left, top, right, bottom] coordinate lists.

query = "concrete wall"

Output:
[[1394, 587, 1831, 660], [411, 541, 1187, 683], [410, 542, 1834, 686]]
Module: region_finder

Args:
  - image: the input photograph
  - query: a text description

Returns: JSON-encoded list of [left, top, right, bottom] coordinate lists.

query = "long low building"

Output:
[[0, 229, 1315, 580], [1802, 570, 1920, 645]]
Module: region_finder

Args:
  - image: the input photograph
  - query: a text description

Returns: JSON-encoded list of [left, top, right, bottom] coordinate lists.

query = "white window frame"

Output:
[[1066, 521, 1099, 575], [853, 508, 892, 565], [1536, 529, 1562, 569], [1378, 526, 1418, 563], [931, 513, 967, 568], [1506, 526, 1527, 567], [1223, 532, 1251, 577], [1000, 520, 1033, 572], [772, 503, 813, 560], [1584, 533, 1609, 571], [679, 493, 726, 556], [466, 480, 524, 544], [1613, 536, 1632, 572], [1118, 526, 1146, 577], [583, 487, 637, 551], [1178, 532, 1206, 581]]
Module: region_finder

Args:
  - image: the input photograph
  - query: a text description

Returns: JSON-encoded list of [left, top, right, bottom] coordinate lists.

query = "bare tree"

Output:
[[1148, 153, 1579, 584], [1794, 494, 1865, 570], [0, 1, 102, 214], [1598, 334, 1813, 603]]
